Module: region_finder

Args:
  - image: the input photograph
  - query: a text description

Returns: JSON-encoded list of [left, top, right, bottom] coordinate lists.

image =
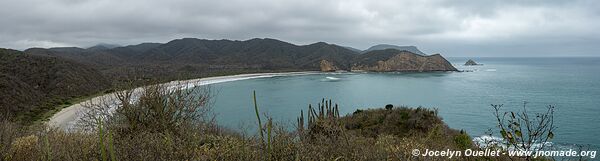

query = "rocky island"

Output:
[[464, 59, 481, 66]]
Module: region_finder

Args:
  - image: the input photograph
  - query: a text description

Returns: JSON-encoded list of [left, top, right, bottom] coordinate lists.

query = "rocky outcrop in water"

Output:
[[464, 59, 481, 66], [351, 49, 457, 72]]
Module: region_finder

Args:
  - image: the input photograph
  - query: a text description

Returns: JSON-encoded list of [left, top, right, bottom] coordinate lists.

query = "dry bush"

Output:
[[79, 81, 215, 135], [0, 121, 100, 161], [489, 103, 557, 161], [0, 119, 22, 159], [7, 135, 39, 160]]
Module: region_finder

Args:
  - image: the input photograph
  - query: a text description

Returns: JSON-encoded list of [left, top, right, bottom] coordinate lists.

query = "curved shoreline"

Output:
[[48, 71, 320, 130]]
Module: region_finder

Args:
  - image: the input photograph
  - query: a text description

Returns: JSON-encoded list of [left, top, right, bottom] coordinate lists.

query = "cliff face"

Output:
[[320, 59, 339, 72], [351, 49, 457, 72]]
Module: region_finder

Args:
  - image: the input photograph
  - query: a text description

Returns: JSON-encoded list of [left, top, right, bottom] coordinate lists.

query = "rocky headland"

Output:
[[348, 49, 457, 72]]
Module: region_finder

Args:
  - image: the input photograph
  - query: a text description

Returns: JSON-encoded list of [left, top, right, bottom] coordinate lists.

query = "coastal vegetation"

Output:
[[0, 80, 484, 160]]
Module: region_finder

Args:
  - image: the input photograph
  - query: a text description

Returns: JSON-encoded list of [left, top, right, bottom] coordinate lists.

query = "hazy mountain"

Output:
[[341, 45, 362, 53], [118, 43, 162, 53], [87, 43, 121, 51], [26, 47, 127, 67], [364, 44, 426, 56]]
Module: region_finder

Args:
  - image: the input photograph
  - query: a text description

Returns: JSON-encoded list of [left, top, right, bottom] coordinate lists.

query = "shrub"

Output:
[[8, 135, 39, 160], [385, 104, 393, 110], [490, 102, 556, 161], [453, 130, 472, 150]]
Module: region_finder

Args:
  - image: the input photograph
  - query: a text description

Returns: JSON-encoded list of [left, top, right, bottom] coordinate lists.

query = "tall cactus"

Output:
[[297, 98, 342, 140]]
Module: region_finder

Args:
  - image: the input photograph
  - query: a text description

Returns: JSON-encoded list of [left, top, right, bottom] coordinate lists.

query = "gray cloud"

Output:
[[1, 0, 599, 56]]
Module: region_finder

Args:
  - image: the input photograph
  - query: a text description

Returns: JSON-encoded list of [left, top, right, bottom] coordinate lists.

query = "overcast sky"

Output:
[[1, 0, 599, 56]]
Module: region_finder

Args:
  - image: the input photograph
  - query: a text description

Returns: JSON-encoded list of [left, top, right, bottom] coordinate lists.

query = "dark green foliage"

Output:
[[385, 104, 393, 110], [353, 49, 405, 66], [343, 106, 444, 138], [0, 48, 110, 122], [352, 109, 363, 114], [454, 130, 472, 150]]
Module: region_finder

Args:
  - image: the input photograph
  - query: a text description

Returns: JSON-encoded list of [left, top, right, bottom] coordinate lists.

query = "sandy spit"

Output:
[[47, 71, 320, 130]]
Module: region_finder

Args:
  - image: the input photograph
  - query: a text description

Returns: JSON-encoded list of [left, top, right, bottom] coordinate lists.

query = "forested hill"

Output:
[[0, 48, 110, 121]]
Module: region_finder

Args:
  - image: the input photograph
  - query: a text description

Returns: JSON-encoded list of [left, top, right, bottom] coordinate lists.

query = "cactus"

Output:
[[267, 118, 273, 153], [108, 130, 116, 161], [98, 118, 107, 161], [44, 134, 52, 161], [253, 91, 264, 142], [252, 91, 274, 159], [297, 110, 304, 133], [297, 98, 342, 140], [97, 118, 116, 161]]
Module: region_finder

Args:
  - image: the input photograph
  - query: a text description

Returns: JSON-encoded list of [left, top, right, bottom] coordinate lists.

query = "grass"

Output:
[[35, 92, 108, 123]]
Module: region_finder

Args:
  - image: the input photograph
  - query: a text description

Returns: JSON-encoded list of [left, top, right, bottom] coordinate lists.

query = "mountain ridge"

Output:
[[363, 44, 427, 56], [22, 38, 450, 72]]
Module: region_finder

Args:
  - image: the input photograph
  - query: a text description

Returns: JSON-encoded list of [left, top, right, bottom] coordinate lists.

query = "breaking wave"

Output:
[[322, 76, 342, 82], [472, 135, 575, 151]]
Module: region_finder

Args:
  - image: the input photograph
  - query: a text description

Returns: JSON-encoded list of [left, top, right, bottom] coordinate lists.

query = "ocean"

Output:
[[205, 57, 600, 148]]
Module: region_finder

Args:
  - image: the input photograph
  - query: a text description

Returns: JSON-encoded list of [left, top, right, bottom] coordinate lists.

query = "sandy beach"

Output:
[[47, 71, 319, 130]]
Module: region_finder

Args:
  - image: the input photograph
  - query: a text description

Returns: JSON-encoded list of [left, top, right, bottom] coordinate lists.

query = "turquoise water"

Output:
[[207, 57, 600, 148]]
